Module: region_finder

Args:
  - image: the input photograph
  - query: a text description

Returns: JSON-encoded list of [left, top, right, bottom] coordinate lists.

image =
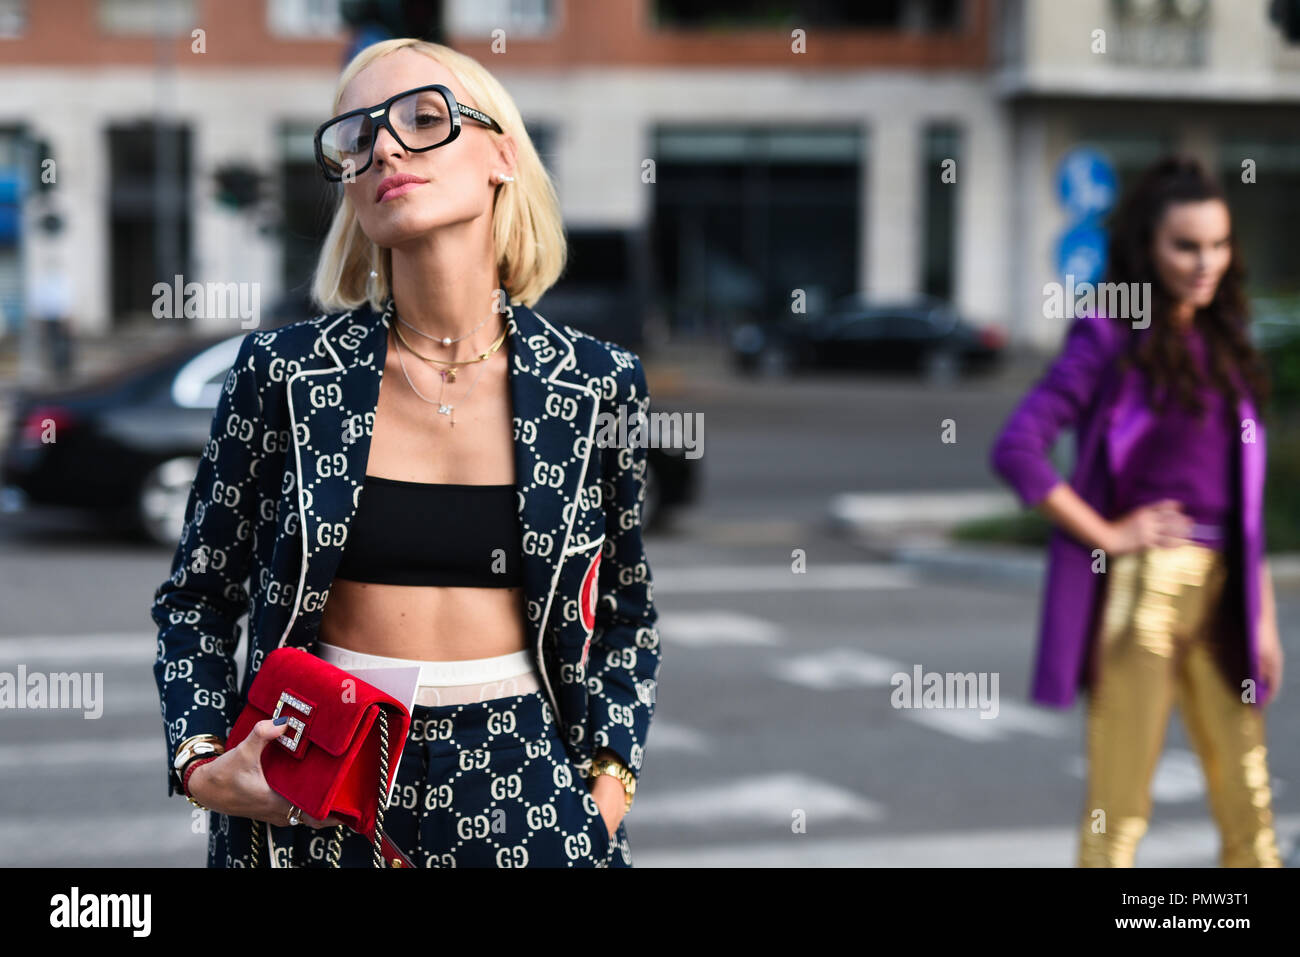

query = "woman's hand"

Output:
[[1259, 618, 1284, 703], [1102, 499, 1193, 555], [187, 718, 344, 829], [1259, 560, 1284, 703], [589, 772, 627, 840]]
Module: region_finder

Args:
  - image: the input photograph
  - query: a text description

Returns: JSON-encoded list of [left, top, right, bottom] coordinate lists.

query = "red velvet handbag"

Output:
[[225, 646, 415, 868]]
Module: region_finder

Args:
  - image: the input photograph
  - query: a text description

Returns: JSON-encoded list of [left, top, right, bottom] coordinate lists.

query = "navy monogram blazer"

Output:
[[151, 296, 662, 817]]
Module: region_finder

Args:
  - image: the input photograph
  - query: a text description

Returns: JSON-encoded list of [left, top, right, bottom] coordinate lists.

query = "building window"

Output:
[[99, 0, 196, 34], [268, 0, 342, 37], [525, 120, 556, 179], [1108, 0, 1208, 68], [921, 124, 960, 301], [107, 123, 192, 324], [650, 126, 863, 336], [1220, 136, 1300, 299], [652, 0, 962, 31], [0, 0, 24, 38], [446, 0, 554, 38]]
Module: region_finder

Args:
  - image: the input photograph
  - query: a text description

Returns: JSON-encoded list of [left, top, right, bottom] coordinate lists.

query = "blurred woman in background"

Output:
[[990, 155, 1282, 867]]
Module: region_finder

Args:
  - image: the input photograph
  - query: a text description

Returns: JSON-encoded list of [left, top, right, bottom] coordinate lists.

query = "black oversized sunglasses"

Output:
[[313, 83, 503, 182]]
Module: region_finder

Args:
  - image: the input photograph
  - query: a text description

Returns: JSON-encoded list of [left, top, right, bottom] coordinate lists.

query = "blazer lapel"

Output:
[[276, 299, 601, 678], [506, 305, 602, 714], [279, 301, 391, 647]]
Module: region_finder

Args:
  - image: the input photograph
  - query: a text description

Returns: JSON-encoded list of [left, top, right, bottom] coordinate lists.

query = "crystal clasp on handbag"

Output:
[[272, 691, 313, 752]]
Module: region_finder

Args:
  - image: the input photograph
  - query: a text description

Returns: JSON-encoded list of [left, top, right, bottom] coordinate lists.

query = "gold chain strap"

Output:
[[247, 708, 393, 869]]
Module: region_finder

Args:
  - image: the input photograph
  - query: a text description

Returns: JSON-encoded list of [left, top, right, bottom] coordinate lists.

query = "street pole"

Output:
[[16, 129, 39, 389]]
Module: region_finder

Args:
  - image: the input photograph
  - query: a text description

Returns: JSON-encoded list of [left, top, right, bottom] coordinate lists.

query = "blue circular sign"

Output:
[[1056, 221, 1109, 285], [1057, 147, 1117, 222]]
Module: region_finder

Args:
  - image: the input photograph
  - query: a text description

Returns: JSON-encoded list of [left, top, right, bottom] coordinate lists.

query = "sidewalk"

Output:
[[828, 488, 1300, 586]]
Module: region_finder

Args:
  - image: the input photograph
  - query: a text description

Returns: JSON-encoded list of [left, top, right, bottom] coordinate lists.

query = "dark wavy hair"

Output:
[[1103, 154, 1270, 416]]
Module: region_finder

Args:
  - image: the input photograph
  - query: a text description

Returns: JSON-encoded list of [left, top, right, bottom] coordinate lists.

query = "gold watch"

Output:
[[588, 755, 636, 813]]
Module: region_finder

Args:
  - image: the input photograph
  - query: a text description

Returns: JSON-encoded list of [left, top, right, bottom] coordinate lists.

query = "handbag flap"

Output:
[[248, 646, 405, 757]]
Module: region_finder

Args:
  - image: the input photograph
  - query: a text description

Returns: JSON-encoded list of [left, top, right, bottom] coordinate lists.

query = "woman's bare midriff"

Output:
[[319, 582, 528, 660], [318, 326, 527, 662]]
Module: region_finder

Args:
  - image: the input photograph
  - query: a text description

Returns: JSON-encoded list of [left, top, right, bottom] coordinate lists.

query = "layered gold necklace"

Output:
[[391, 320, 508, 383]]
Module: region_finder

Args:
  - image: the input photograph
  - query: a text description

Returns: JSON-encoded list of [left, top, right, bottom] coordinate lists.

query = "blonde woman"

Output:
[[153, 38, 661, 868]]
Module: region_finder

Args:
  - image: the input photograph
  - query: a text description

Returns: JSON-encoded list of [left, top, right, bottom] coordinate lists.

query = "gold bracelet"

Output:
[[172, 733, 223, 764], [589, 755, 636, 813]]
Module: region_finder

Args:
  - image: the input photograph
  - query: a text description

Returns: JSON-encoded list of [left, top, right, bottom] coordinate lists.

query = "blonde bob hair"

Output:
[[310, 38, 566, 312]]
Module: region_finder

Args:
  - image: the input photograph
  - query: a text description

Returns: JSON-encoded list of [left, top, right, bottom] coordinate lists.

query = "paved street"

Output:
[[1, 367, 1296, 866]]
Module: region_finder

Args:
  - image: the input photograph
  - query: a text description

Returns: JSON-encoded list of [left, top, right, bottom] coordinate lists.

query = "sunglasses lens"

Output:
[[317, 89, 460, 179], [390, 89, 453, 149], [318, 114, 373, 179]]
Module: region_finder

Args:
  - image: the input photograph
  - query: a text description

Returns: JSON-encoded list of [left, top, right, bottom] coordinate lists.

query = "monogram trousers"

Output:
[[208, 688, 632, 868], [1078, 543, 1281, 867]]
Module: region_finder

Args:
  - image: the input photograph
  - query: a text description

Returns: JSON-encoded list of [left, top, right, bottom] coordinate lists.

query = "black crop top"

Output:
[[333, 475, 523, 587]]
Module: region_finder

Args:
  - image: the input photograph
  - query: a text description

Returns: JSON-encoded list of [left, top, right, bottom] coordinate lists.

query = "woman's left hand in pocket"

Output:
[[589, 773, 626, 839]]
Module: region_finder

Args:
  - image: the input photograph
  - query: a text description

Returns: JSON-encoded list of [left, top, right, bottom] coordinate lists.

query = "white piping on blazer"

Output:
[[277, 308, 356, 650], [527, 308, 602, 728]]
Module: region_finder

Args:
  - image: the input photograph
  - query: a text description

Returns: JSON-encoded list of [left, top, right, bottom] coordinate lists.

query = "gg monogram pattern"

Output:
[[283, 690, 628, 868], [151, 296, 661, 867]]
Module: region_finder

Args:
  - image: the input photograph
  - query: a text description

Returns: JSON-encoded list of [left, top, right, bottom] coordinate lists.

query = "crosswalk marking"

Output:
[[628, 772, 884, 827], [773, 648, 902, 690], [0, 634, 160, 664], [903, 700, 1069, 742], [631, 813, 1300, 868], [658, 611, 783, 647], [771, 648, 1071, 741], [643, 720, 711, 753], [6, 809, 1293, 867], [651, 563, 918, 594], [0, 735, 160, 768], [1064, 749, 1289, 805], [0, 812, 208, 866]]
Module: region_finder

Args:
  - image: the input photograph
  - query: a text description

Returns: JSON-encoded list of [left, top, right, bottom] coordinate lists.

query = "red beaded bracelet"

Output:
[[182, 756, 219, 802]]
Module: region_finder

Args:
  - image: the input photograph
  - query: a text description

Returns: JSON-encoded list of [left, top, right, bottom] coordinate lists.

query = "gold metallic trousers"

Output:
[[1078, 544, 1281, 867]]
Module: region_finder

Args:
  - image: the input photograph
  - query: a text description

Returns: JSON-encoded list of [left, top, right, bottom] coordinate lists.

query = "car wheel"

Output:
[[922, 349, 958, 385], [640, 459, 662, 532], [138, 456, 199, 546]]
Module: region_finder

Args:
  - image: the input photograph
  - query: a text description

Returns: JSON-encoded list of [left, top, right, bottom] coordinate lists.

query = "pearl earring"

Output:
[[497, 173, 515, 183]]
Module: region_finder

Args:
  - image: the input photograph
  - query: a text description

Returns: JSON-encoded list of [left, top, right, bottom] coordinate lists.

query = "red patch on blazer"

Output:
[[578, 546, 601, 668]]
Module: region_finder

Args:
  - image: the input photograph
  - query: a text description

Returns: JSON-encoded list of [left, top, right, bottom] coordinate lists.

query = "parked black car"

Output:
[[731, 296, 1005, 380], [2, 332, 697, 545]]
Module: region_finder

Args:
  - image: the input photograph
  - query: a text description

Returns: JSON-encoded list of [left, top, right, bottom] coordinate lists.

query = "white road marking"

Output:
[[6, 810, 1294, 868], [0, 735, 160, 768], [651, 564, 917, 594], [0, 812, 209, 866], [1064, 749, 1289, 805], [0, 634, 161, 664], [643, 721, 711, 753], [628, 772, 884, 828], [773, 648, 903, 690], [632, 813, 1300, 868], [771, 649, 1070, 740], [903, 700, 1069, 742], [658, 611, 783, 647]]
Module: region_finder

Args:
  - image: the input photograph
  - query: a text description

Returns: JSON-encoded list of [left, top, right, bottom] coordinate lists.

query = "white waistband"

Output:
[[314, 641, 535, 687]]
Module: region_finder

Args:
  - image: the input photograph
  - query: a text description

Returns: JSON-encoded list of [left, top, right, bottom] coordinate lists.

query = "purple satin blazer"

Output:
[[989, 312, 1270, 709]]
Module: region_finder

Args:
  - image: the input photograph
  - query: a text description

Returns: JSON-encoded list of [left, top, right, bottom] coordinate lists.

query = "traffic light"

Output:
[[214, 164, 264, 211], [340, 0, 445, 43]]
